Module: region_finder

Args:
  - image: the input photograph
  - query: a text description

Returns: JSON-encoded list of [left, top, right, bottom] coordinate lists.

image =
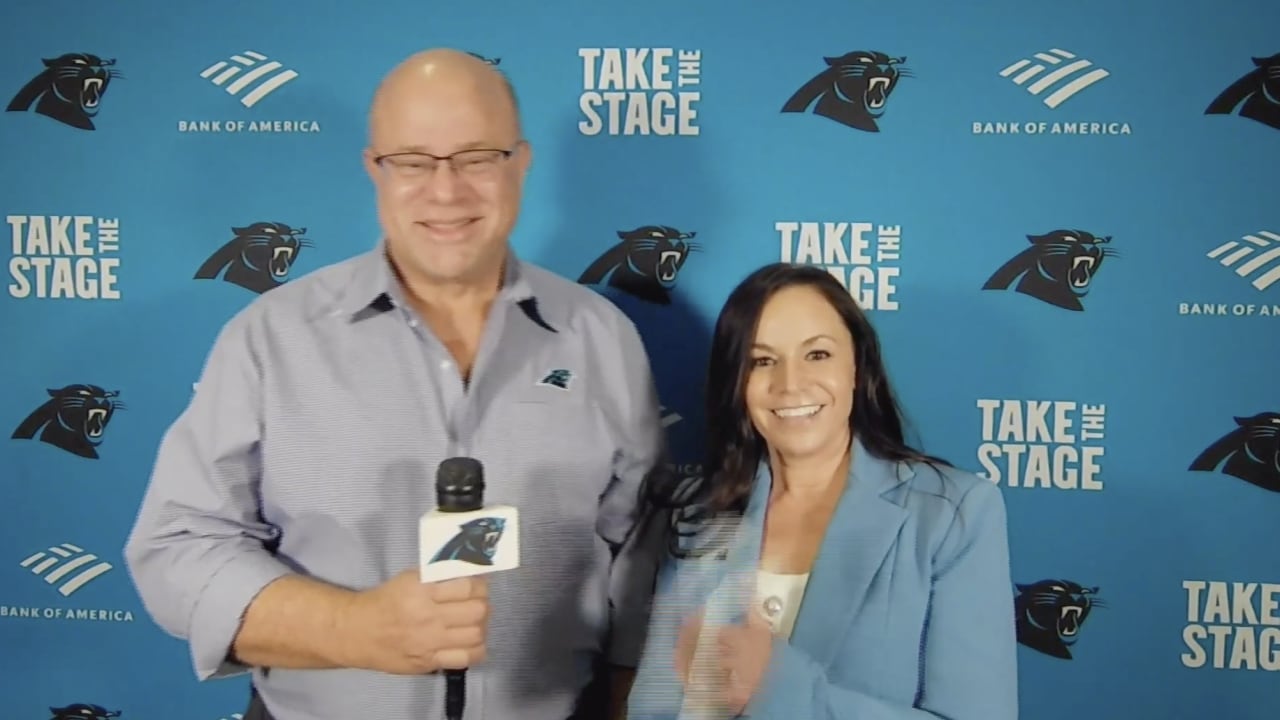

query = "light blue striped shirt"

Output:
[[123, 243, 668, 720]]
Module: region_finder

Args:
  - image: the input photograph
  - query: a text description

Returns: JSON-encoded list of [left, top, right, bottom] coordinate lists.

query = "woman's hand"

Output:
[[674, 609, 776, 715], [718, 610, 775, 714], [673, 611, 703, 686]]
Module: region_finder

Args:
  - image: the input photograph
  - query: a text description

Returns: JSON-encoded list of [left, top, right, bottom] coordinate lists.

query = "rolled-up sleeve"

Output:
[[592, 308, 667, 668], [123, 312, 293, 681]]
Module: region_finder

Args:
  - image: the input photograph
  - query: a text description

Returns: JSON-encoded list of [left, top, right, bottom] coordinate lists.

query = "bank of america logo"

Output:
[[660, 405, 682, 428], [1208, 231, 1280, 291], [199, 50, 298, 108], [19, 543, 113, 596], [999, 49, 1110, 108]]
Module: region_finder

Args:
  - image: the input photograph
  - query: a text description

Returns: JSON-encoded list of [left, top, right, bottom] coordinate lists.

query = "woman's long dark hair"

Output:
[[641, 262, 949, 557]]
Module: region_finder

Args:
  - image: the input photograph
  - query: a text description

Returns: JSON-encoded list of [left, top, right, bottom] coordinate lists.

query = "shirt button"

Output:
[[441, 360, 451, 370]]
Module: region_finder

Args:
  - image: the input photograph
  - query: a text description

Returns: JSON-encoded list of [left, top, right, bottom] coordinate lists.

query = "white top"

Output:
[[755, 570, 811, 639]]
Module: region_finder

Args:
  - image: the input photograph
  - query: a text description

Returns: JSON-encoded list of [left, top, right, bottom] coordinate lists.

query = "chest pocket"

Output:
[[479, 380, 614, 520]]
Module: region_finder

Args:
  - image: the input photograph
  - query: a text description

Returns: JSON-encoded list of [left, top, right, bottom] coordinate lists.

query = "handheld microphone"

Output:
[[419, 457, 520, 720]]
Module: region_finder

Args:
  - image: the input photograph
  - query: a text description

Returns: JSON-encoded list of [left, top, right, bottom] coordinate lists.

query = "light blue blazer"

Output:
[[627, 437, 1019, 719]]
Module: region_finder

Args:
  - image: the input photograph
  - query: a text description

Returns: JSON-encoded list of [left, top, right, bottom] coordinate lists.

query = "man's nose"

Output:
[[422, 162, 465, 201]]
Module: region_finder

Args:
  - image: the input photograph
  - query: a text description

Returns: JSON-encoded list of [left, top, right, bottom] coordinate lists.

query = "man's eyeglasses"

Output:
[[373, 147, 517, 181]]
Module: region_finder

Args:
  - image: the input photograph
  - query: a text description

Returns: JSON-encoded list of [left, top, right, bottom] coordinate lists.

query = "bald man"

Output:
[[124, 49, 668, 720]]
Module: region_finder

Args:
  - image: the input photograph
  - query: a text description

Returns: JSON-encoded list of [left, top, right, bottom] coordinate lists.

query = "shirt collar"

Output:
[[339, 239, 545, 327]]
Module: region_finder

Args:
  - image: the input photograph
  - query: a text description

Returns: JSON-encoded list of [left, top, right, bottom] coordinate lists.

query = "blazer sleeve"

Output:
[[627, 515, 754, 720], [745, 480, 1019, 720]]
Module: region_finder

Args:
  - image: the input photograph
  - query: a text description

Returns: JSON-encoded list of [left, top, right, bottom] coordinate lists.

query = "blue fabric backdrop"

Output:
[[2, 0, 1278, 717]]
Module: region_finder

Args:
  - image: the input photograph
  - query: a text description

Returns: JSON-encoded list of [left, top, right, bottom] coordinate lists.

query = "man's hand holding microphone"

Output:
[[340, 569, 490, 676], [231, 457, 515, 719], [332, 455, 517, 720]]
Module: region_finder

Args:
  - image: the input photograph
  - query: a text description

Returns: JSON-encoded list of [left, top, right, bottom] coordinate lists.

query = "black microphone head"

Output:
[[436, 457, 484, 512]]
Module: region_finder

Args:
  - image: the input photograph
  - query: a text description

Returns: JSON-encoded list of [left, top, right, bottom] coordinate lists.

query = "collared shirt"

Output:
[[123, 243, 667, 720]]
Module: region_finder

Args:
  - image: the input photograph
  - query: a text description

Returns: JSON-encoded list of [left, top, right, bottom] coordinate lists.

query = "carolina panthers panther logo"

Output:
[[468, 52, 501, 66], [538, 369, 573, 390], [781, 51, 912, 132], [1189, 411, 1280, 493], [982, 229, 1118, 311], [430, 517, 506, 566], [1205, 52, 1280, 131], [12, 384, 125, 460], [577, 225, 700, 305], [6, 53, 122, 131], [48, 702, 121, 719], [194, 221, 312, 294], [1014, 579, 1104, 659]]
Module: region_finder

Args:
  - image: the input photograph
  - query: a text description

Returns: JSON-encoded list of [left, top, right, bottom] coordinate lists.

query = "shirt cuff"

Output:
[[188, 551, 294, 680]]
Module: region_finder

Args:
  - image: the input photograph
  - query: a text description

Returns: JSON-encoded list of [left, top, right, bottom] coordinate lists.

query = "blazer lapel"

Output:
[[789, 438, 910, 666]]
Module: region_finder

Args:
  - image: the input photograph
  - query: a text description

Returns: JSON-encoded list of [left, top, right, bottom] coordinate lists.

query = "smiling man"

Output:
[[124, 49, 668, 720]]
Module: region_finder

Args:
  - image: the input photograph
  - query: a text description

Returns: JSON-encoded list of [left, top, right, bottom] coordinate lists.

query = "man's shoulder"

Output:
[[518, 260, 639, 336], [216, 251, 373, 337]]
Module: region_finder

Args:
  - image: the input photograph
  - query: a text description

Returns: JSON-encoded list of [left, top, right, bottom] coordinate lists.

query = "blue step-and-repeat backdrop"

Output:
[[1, 0, 1277, 717]]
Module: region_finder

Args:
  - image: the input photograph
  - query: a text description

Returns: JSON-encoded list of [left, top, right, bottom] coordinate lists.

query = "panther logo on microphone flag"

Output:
[[419, 505, 520, 583], [430, 517, 506, 566]]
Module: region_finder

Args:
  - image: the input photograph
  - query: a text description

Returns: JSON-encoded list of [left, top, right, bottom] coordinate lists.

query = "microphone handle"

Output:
[[445, 668, 466, 720]]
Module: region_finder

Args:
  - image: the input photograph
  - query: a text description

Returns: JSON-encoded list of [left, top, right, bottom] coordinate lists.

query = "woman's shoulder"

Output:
[[901, 457, 992, 497], [894, 457, 1007, 530]]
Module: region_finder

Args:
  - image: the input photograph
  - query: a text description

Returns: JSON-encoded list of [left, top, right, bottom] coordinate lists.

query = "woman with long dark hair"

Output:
[[625, 263, 1018, 720]]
